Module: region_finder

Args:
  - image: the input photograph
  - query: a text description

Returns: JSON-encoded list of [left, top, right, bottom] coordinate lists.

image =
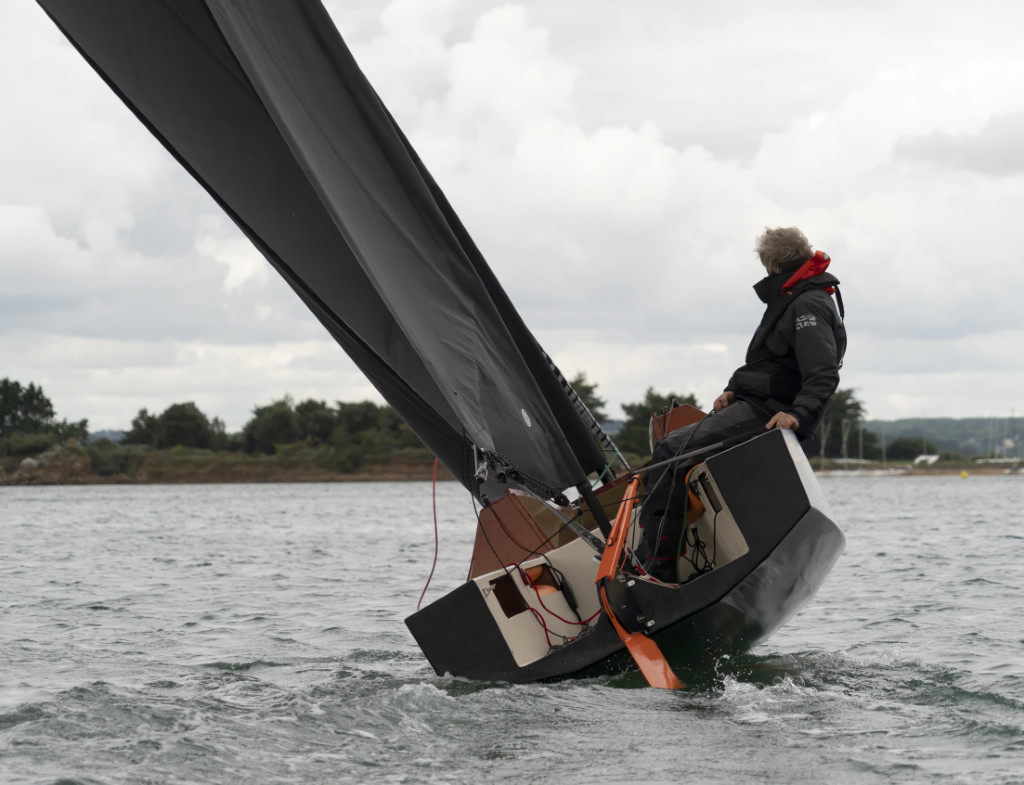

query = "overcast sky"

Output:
[[3, 1, 1023, 431]]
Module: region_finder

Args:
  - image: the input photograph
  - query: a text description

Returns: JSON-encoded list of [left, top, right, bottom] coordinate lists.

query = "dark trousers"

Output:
[[636, 401, 769, 580]]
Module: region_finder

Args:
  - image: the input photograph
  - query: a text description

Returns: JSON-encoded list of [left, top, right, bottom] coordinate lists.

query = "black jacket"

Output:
[[726, 265, 846, 439]]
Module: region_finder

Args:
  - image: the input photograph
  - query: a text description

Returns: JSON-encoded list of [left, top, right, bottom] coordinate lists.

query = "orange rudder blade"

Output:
[[625, 634, 685, 690], [599, 589, 685, 690]]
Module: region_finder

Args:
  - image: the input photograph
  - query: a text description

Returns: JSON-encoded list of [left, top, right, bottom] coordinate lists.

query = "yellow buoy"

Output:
[[960, 470, 969, 479]]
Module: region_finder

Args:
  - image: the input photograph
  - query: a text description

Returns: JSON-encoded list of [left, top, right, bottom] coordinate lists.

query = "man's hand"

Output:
[[766, 412, 799, 431], [712, 391, 735, 411]]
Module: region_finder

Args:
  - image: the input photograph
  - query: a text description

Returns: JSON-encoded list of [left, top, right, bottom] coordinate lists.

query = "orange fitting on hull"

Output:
[[524, 565, 559, 596], [595, 476, 685, 690], [684, 464, 705, 523]]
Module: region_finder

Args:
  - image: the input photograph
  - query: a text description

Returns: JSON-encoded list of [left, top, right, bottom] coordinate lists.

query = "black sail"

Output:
[[37, 0, 609, 498]]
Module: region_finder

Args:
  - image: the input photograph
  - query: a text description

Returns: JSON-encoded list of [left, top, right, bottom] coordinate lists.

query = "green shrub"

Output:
[[3, 432, 58, 457], [84, 442, 148, 477]]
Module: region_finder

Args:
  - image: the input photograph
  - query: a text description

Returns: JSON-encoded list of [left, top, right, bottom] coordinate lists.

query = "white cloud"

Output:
[[195, 214, 271, 293], [897, 111, 1024, 175], [0, 331, 380, 431], [446, 6, 576, 135], [6, 0, 1024, 434]]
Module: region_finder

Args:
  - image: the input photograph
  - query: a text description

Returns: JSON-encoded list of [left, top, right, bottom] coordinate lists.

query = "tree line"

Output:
[[0, 374, 978, 469], [115, 372, 664, 459], [121, 397, 423, 468], [0, 378, 88, 457]]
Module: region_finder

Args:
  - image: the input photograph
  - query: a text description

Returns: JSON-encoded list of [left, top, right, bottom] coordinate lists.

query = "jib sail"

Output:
[[38, 0, 613, 500]]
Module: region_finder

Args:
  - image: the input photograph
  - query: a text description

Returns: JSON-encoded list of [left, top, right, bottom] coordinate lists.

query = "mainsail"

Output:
[[38, 0, 612, 500]]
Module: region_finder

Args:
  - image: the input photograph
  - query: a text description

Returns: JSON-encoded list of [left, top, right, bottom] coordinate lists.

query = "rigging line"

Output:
[[492, 496, 599, 564], [500, 519, 565, 563], [636, 412, 717, 573], [577, 482, 635, 517], [533, 497, 605, 554], [517, 565, 596, 628], [490, 479, 604, 556], [482, 449, 569, 505], [540, 559, 585, 624], [416, 457, 441, 611], [488, 496, 559, 555], [480, 483, 570, 561], [515, 566, 584, 628], [630, 411, 738, 479], [504, 566, 575, 646], [492, 518, 561, 566], [492, 515, 540, 554], [685, 509, 716, 575], [541, 349, 628, 473], [673, 477, 691, 571], [642, 448, 692, 573], [710, 508, 719, 567], [526, 607, 555, 648], [603, 490, 644, 511], [472, 494, 515, 580]]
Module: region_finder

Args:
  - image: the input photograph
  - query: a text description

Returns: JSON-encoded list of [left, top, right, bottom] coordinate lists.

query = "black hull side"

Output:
[[405, 580, 626, 683], [405, 429, 845, 683], [653, 507, 844, 667]]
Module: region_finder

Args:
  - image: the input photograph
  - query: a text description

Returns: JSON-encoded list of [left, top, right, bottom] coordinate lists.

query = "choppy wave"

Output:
[[2, 478, 1024, 784]]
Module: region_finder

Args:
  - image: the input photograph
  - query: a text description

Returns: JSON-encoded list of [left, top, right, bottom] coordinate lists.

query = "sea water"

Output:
[[2, 476, 1023, 785]]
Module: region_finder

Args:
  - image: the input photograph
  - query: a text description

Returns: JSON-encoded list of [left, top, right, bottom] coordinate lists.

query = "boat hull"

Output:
[[648, 506, 844, 668], [406, 429, 845, 683]]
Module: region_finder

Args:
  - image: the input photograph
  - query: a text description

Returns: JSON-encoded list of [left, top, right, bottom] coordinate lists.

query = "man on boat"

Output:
[[638, 226, 846, 580]]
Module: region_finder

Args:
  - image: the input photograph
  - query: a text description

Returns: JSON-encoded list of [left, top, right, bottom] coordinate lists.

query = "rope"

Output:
[[416, 458, 441, 611]]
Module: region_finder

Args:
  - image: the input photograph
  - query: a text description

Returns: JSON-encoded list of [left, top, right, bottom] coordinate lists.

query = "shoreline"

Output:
[[0, 444, 460, 486], [816, 466, 1021, 477], [0, 463, 459, 487], [2, 443, 1019, 486], [5, 465, 1020, 487]]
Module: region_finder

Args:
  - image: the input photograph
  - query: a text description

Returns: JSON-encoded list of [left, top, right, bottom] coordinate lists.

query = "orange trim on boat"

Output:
[[595, 476, 684, 690]]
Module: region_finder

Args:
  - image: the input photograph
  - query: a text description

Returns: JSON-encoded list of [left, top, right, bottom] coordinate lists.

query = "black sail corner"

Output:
[[37, 0, 617, 502]]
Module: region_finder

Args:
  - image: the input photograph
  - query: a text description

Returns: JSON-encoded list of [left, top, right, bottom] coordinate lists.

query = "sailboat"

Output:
[[37, 0, 844, 688]]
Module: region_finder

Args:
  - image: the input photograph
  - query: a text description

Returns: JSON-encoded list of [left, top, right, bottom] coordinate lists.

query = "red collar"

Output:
[[781, 251, 832, 294]]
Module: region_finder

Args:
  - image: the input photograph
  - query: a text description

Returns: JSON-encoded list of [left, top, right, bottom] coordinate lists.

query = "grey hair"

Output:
[[755, 227, 813, 273]]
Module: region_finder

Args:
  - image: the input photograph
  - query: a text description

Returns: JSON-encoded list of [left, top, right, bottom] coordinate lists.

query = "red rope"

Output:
[[528, 608, 554, 647], [515, 564, 601, 627], [416, 458, 440, 611]]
